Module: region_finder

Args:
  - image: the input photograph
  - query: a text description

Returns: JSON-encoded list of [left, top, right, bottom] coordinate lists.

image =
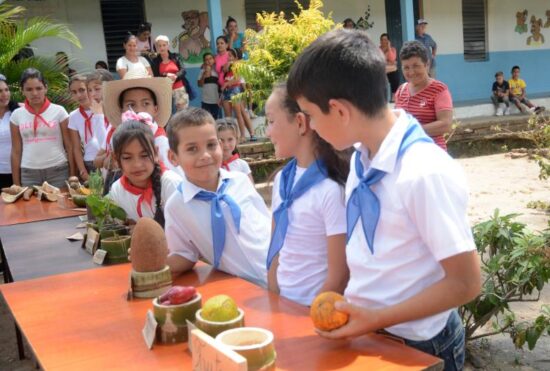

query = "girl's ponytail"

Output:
[[151, 163, 165, 228]]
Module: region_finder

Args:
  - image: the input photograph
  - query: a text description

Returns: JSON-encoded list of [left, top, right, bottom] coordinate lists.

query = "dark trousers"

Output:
[[0, 173, 13, 189], [202, 102, 220, 119]]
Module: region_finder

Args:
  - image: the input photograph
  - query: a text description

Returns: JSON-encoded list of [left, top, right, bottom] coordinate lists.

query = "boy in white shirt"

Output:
[[287, 30, 481, 370], [164, 108, 270, 287]]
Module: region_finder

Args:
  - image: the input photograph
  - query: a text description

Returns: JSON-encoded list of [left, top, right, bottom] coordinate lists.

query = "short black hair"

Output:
[[399, 40, 429, 64], [287, 29, 387, 117], [511, 65, 520, 73], [118, 87, 157, 108], [20, 68, 47, 88]]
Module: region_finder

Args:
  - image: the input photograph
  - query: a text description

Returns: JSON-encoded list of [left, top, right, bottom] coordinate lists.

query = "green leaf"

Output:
[[525, 328, 541, 350]]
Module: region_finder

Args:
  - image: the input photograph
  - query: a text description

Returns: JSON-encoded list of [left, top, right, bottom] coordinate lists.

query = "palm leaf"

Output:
[[0, 17, 81, 66], [0, 0, 24, 24]]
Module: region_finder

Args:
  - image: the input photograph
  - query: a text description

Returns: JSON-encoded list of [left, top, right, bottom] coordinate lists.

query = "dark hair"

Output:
[[0, 77, 19, 112], [495, 71, 504, 78], [20, 68, 47, 88], [86, 69, 114, 85], [95, 60, 109, 70], [380, 33, 389, 40], [216, 35, 228, 44], [399, 40, 429, 64], [343, 18, 355, 27], [226, 16, 237, 28], [273, 82, 349, 186], [112, 120, 164, 227], [203, 52, 214, 61], [118, 87, 157, 109], [123, 33, 137, 45], [287, 29, 387, 118], [167, 107, 216, 152], [228, 48, 238, 59], [511, 65, 520, 73], [137, 22, 152, 34]]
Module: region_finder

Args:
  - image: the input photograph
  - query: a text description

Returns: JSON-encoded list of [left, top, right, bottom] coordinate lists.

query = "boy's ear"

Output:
[[328, 99, 352, 128], [295, 112, 310, 135], [168, 149, 179, 167]]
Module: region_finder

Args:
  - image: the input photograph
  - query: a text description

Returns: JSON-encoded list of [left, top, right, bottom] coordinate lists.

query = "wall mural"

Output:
[[515, 9, 548, 47], [172, 10, 211, 65]]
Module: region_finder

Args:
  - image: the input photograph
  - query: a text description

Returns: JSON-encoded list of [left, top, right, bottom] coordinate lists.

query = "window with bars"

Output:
[[100, 0, 146, 72], [244, 0, 309, 29], [462, 0, 487, 61]]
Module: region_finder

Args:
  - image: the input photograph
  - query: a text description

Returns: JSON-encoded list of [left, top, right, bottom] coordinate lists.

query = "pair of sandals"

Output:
[[239, 135, 258, 144]]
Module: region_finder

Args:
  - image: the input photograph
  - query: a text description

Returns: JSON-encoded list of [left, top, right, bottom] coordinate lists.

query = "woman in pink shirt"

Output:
[[214, 35, 230, 87], [380, 33, 399, 99]]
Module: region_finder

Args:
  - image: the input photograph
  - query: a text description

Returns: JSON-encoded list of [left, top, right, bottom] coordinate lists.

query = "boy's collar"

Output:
[[178, 168, 237, 203]]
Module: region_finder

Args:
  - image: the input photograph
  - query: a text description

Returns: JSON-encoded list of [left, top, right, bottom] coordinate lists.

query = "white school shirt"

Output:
[[68, 108, 107, 161], [225, 158, 251, 175], [164, 169, 270, 287], [272, 166, 346, 306], [344, 109, 476, 341], [0, 111, 12, 173], [116, 56, 151, 75], [10, 104, 69, 169], [108, 169, 182, 222]]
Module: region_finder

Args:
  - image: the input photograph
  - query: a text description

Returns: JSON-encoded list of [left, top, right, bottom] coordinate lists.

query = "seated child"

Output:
[[265, 83, 349, 306], [490, 71, 510, 116], [509, 65, 544, 114], [287, 31, 481, 370], [198, 52, 220, 119], [68, 74, 107, 180], [103, 71, 175, 172], [164, 108, 270, 287], [216, 118, 253, 183], [108, 120, 182, 226]]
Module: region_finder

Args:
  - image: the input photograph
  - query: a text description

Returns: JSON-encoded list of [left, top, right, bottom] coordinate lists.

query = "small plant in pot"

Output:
[[85, 184, 130, 264]]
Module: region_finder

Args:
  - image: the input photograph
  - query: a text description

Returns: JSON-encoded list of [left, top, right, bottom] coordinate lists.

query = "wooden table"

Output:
[[1, 264, 443, 370], [0, 197, 85, 227], [0, 216, 97, 282]]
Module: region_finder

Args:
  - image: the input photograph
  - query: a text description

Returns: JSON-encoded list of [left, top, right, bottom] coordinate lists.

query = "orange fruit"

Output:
[[310, 291, 349, 331]]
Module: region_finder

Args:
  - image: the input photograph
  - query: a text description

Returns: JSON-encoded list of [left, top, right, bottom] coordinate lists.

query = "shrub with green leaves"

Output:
[[234, 0, 336, 112], [460, 210, 550, 350]]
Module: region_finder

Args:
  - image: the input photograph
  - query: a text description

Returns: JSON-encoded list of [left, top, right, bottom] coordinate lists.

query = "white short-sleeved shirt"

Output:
[[10, 103, 69, 169], [272, 166, 346, 306], [198, 68, 220, 104], [68, 108, 107, 161], [116, 56, 151, 76], [344, 109, 476, 341], [0, 111, 12, 173], [224, 158, 251, 175], [165, 169, 271, 287], [108, 169, 182, 222]]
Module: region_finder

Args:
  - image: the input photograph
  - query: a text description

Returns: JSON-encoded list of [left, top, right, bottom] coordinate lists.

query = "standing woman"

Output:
[[394, 41, 452, 151], [116, 34, 153, 79], [151, 35, 189, 111], [380, 33, 400, 100], [0, 74, 19, 188], [135, 22, 153, 56], [10, 68, 73, 188], [225, 17, 246, 59]]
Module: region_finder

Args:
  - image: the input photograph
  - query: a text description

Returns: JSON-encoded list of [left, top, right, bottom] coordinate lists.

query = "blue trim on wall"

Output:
[[437, 49, 550, 103]]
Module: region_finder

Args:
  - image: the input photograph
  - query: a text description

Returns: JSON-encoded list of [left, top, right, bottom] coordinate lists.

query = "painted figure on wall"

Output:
[[515, 10, 528, 34], [527, 16, 545, 46], [172, 10, 211, 64], [544, 10, 550, 28]]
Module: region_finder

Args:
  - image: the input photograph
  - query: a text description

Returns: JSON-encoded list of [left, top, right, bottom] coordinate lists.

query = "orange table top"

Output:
[[0, 197, 86, 226], [1, 264, 443, 370]]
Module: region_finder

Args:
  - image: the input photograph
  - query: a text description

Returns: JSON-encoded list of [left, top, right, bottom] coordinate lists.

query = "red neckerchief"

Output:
[[222, 153, 240, 170], [78, 106, 93, 143], [154, 126, 166, 138], [119, 162, 167, 217], [120, 176, 153, 218], [24, 99, 52, 137], [104, 116, 109, 129], [105, 126, 115, 154]]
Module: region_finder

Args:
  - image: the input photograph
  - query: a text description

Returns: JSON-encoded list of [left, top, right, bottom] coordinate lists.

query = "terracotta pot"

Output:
[[216, 327, 276, 371], [195, 308, 245, 338], [153, 293, 202, 344]]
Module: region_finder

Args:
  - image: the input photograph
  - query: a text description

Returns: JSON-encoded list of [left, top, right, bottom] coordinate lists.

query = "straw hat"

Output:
[[103, 69, 173, 128]]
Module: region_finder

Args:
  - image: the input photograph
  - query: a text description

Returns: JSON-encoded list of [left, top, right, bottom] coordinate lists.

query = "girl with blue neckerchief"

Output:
[[265, 83, 350, 306]]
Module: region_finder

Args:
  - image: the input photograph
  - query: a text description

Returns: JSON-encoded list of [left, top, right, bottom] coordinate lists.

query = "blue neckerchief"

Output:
[[181, 178, 241, 268], [266, 158, 328, 269], [346, 116, 433, 253]]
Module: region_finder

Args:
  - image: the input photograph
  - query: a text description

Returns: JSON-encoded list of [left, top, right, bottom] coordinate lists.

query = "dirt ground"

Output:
[[0, 153, 549, 370]]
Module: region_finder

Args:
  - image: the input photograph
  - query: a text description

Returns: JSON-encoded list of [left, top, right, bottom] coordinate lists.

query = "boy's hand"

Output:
[[316, 301, 381, 339]]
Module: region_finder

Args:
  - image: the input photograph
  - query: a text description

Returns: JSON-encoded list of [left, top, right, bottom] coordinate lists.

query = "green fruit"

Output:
[[72, 195, 88, 207], [202, 295, 239, 322]]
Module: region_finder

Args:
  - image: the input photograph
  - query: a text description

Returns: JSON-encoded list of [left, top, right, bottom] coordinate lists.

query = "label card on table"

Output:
[[142, 310, 158, 350], [66, 232, 84, 241], [84, 227, 99, 255], [190, 327, 247, 371], [92, 249, 107, 265]]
